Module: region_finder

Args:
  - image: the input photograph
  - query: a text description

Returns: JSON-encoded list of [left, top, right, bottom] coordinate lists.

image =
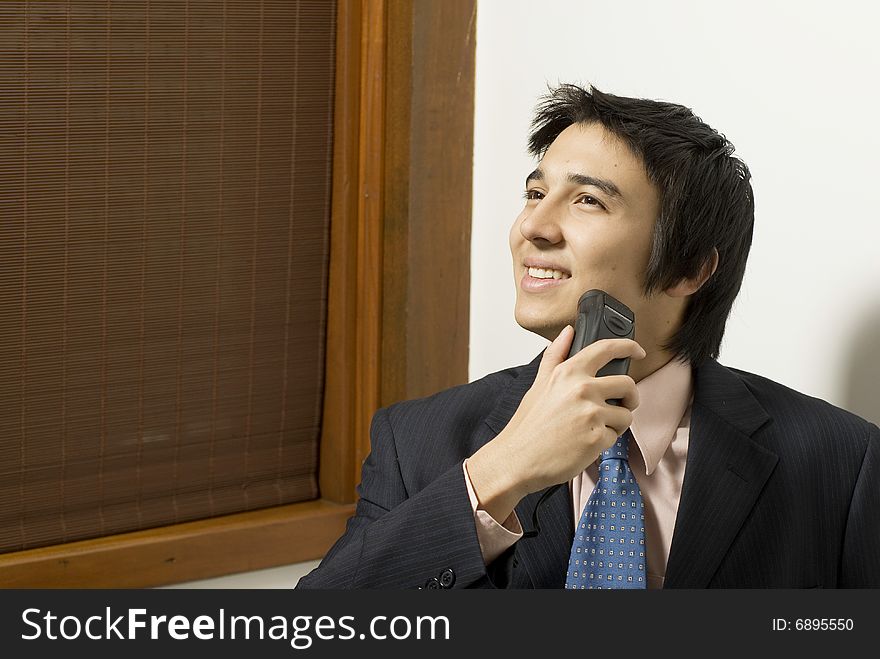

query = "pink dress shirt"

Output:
[[463, 356, 693, 589]]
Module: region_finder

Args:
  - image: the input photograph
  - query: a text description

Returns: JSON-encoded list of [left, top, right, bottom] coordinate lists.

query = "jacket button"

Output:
[[439, 568, 455, 588], [512, 556, 519, 569], [424, 577, 441, 589]]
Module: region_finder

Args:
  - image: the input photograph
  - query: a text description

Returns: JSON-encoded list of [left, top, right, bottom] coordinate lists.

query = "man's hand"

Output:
[[466, 325, 646, 523]]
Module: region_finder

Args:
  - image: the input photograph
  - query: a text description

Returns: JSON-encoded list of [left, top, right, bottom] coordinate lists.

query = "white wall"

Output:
[[471, 0, 880, 426]]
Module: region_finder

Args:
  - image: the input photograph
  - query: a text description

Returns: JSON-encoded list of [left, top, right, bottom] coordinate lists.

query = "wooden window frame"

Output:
[[0, 0, 475, 588]]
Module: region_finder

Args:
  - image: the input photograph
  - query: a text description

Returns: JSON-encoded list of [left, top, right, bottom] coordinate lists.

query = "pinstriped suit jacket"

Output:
[[297, 354, 880, 588]]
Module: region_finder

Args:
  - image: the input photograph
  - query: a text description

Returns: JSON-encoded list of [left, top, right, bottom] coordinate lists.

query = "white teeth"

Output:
[[528, 266, 569, 280]]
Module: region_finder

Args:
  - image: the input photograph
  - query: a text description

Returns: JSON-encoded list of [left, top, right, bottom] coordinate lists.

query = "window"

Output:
[[0, 0, 475, 587]]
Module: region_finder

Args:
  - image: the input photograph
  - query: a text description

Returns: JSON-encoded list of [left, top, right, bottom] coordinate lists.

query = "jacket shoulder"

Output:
[[724, 364, 878, 440], [370, 360, 534, 491], [382, 362, 526, 432]]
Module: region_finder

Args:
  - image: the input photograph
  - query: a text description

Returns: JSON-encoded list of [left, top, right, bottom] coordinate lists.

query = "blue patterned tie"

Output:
[[565, 429, 646, 589]]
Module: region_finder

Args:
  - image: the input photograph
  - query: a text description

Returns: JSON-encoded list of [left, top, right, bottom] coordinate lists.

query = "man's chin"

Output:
[[514, 314, 567, 343]]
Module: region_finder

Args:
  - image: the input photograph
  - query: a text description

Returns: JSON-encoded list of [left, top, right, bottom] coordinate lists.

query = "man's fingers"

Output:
[[567, 338, 646, 376], [537, 325, 574, 380], [605, 407, 634, 441], [590, 375, 640, 411]]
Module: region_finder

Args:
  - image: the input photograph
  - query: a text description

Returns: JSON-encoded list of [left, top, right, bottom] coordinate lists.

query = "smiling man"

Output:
[[298, 84, 880, 589]]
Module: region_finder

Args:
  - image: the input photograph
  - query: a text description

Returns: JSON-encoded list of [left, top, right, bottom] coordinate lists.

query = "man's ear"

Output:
[[666, 247, 719, 297]]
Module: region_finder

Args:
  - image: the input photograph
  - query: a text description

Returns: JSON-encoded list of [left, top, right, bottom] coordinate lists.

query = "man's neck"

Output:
[[630, 349, 678, 383]]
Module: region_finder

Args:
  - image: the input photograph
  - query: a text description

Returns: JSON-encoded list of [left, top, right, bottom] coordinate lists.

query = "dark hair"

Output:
[[528, 83, 754, 366]]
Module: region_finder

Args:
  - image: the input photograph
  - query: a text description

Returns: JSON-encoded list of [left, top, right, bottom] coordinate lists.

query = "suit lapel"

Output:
[[483, 352, 574, 588], [663, 359, 778, 588], [483, 352, 542, 438]]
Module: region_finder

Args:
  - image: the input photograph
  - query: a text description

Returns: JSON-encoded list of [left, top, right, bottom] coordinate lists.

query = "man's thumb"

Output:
[[537, 325, 573, 379]]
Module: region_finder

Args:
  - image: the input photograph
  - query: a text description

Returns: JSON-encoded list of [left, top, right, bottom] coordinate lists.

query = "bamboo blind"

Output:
[[0, 0, 336, 553]]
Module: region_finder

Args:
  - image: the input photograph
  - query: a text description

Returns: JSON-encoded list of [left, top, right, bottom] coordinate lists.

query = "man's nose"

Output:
[[519, 199, 563, 244]]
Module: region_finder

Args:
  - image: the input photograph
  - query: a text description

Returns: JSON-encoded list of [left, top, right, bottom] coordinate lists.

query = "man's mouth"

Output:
[[526, 266, 571, 280]]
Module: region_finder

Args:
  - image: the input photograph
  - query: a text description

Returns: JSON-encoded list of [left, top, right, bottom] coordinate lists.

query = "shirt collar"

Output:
[[630, 357, 693, 475]]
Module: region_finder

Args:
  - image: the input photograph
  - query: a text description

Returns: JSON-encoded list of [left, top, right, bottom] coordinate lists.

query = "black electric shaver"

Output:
[[567, 289, 635, 405]]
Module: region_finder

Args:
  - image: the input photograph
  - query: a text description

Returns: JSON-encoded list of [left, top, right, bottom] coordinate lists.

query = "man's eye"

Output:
[[523, 189, 544, 201], [576, 194, 605, 209]]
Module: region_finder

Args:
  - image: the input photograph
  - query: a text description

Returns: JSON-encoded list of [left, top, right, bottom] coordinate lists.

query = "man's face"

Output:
[[509, 122, 662, 343]]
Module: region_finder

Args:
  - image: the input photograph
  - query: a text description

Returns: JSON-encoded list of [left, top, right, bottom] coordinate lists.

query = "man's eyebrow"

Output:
[[525, 167, 623, 199], [525, 168, 544, 188]]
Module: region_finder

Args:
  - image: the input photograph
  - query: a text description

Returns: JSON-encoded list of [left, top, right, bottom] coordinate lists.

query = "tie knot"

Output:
[[600, 429, 632, 463]]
